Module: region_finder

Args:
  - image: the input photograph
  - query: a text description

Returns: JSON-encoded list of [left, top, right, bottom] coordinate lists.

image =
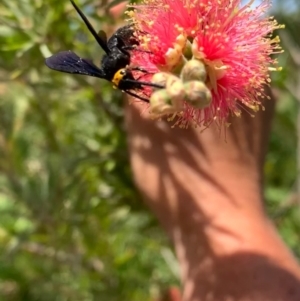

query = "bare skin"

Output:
[[126, 91, 300, 301]]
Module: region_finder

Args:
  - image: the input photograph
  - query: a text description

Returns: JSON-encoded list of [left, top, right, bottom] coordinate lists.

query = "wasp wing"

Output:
[[70, 0, 110, 54], [45, 50, 105, 78], [98, 30, 108, 45]]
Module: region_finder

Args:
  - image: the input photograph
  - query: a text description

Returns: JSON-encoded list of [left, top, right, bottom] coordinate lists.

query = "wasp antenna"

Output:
[[124, 78, 165, 89], [70, 0, 110, 54]]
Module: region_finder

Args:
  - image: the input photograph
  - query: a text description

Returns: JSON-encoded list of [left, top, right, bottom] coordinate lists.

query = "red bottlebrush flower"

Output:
[[128, 0, 283, 128]]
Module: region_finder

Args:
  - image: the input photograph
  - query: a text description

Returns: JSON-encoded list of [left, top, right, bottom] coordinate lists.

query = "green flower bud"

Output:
[[180, 59, 207, 82], [184, 81, 212, 108]]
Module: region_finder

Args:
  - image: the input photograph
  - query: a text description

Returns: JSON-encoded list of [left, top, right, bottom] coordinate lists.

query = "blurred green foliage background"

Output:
[[0, 0, 299, 300]]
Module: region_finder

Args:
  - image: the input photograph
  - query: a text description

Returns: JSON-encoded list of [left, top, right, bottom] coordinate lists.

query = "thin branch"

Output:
[[280, 31, 300, 67]]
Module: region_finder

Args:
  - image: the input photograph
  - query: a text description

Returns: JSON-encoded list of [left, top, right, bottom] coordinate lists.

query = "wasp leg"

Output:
[[129, 66, 155, 74], [126, 66, 157, 80], [134, 73, 152, 82], [125, 90, 150, 103]]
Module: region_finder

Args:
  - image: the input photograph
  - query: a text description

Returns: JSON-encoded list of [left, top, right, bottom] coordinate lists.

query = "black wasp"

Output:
[[45, 0, 162, 102]]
